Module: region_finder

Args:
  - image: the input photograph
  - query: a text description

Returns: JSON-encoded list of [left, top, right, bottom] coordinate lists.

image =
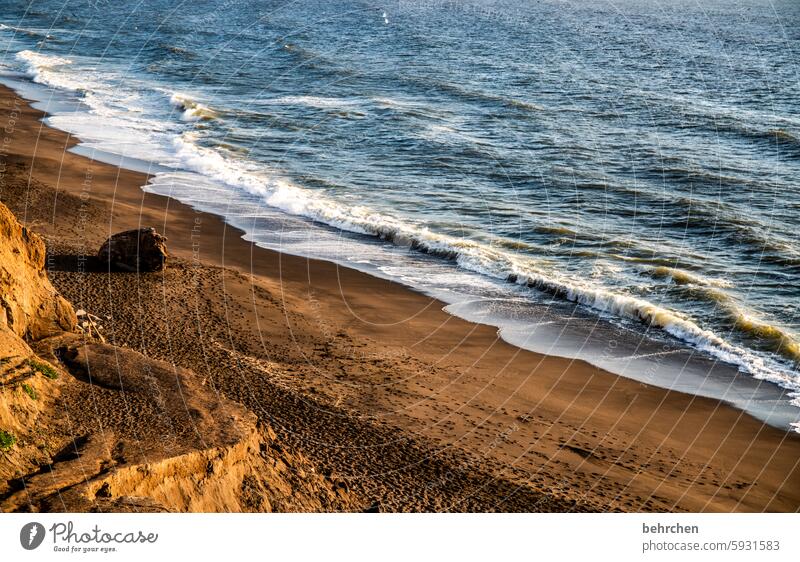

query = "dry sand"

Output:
[[1, 84, 799, 512]]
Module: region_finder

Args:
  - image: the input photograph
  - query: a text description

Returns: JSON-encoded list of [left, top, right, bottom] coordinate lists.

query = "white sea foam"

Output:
[[13, 51, 199, 165], [266, 95, 360, 109], [16, 50, 73, 83], [419, 122, 486, 146], [371, 97, 420, 108], [0, 23, 53, 39], [15, 50, 121, 117]]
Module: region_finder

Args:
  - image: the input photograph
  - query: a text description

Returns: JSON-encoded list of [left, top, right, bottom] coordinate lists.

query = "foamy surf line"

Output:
[[2, 51, 798, 432], [163, 138, 800, 405]]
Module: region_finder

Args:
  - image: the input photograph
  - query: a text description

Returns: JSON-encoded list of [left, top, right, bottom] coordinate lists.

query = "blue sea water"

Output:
[[1, 0, 799, 429]]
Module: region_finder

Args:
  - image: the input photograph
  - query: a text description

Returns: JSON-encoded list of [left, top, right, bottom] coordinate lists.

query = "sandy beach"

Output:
[[1, 83, 799, 512]]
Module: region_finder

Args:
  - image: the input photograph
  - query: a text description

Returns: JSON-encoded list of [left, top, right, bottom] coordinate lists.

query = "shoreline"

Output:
[[9, 70, 797, 434], [2, 82, 800, 511]]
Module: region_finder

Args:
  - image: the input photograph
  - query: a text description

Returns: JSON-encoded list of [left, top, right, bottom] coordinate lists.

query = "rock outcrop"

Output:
[[97, 227, 168, 272], [0, 202, 76, 339], [1, 334, 358, 512], [0, 201, 76, 491]]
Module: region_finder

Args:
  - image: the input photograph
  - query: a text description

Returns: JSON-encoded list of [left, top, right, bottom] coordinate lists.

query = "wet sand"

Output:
[[1, 83, 799, 512]]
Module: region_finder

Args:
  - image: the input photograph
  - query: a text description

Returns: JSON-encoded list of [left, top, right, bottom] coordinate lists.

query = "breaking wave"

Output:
[[16, 49, 73, 85], [169, 93, 217, 121], [642, 265, 731, 288]]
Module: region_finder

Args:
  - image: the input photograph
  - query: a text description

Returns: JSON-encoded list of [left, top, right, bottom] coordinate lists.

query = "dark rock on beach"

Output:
[[97, 227, 168, 272]]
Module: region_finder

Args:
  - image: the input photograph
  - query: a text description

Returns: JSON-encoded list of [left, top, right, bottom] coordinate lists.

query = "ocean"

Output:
[[1, 0, 799, 430]]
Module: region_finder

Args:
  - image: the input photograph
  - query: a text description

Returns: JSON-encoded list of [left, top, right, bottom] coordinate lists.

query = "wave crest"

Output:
[[642, 265, 731, 288], [169, 93, 217, 121], [733, 314, 800, 364], [16, 49, 73, 85]]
